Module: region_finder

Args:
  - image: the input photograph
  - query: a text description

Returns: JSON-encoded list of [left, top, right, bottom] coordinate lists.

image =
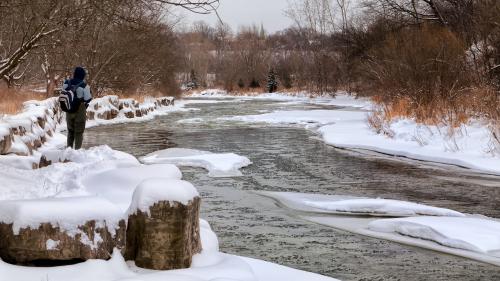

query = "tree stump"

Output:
[[125, 179, 201, 270]]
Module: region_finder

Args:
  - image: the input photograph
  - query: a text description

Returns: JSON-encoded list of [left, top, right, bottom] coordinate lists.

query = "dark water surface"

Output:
[[84, 98, 500, 281]]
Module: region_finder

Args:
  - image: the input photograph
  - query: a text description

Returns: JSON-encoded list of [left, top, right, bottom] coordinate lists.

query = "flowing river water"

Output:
[[84, 98, 500, 281]]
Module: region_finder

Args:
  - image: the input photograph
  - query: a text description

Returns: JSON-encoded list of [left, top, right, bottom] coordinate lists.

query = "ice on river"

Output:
[[141, 148, 252, 178], [368, 216, 500, 257], [259, 191, 464, 217]]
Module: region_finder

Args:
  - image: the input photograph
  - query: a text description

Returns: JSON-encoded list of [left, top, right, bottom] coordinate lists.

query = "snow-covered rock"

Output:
[[141, 148, 252, 177], [86, 96, 175, 127]]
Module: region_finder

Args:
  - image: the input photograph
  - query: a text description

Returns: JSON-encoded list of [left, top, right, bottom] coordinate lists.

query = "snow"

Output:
[[190, 89, 372, 109], [84, 96, 183, 129], [82, 164, 182, 211], [304, 215, 500, 267], [0, 196, 123, 235], [141, 148, 252, 178], [368, 216, 500, 256], [304, 198, 464, 217], [127, 179, 199, 215], [0, 145, 140, 201], [46, 239, 60, 250], [222, 109, 346, 129], [318, 115, 500, 175], [259, 191, 464, 217]]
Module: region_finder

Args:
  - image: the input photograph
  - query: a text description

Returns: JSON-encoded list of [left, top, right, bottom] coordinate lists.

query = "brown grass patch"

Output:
[[372, 87, 499, 127], [0, 88, 48, 115]]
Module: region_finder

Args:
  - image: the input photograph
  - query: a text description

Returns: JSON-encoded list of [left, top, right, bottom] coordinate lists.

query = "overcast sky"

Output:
[[180, 0, 294, 33]]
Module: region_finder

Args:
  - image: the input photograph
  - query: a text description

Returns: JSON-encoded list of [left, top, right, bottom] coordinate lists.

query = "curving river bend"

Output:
[[84, 98, 500, 281]]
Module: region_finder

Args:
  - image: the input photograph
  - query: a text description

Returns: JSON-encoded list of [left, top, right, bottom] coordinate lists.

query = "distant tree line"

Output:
[[179, 0, 499, 124], [0, 0, 219, 97]]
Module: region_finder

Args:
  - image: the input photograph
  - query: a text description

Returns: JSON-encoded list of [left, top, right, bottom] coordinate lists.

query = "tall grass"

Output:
[[0, 88, 48, 115]]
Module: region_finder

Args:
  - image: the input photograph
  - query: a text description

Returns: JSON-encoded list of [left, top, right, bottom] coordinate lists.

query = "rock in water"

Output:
[[125, 179, 201, 270]]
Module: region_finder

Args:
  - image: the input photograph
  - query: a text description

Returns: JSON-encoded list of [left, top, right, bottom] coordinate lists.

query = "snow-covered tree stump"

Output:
[[125, 179, 201, 270], [0, 197, 125, 264]]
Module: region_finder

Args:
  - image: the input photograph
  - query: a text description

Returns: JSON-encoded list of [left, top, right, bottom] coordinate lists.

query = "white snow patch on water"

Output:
[[368, 216, 500, 256], [141, 148, 252, 178], [259, 191, 463, 217], [304, 198, 464, 217], [305, 215, 500, 267]]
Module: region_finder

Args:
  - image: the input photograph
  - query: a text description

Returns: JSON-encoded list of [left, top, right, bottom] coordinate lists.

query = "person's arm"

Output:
[[83, 85, 92, 106]]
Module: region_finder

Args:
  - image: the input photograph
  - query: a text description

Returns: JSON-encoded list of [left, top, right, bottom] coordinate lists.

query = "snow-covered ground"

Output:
[[141, 148, 252, 177], [189, 89, 373, 109], [206, 90, 499, 175]]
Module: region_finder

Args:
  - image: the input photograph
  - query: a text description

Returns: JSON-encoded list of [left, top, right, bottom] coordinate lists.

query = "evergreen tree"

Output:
[[267, 69, 278, 93], [259, 23, 266, 39], [249, 77, 260, 88], [187, 69, 199, 89], [237, 78, 245, 89]]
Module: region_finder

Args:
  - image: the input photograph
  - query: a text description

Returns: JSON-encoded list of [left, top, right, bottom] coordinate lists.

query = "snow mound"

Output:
[[141, 148, 252, 178], [83, 164, 182, 211], [259, 191, 463, 217], [0, 196, 123, 235], [304, 198, 464, 217], [128, 179, 199, 215], [0, 145, 140, 201], [368, 216, 500, 256]]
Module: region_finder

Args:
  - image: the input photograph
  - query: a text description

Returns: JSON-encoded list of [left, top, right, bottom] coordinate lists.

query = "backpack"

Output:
[[59, 81, 84, 113]]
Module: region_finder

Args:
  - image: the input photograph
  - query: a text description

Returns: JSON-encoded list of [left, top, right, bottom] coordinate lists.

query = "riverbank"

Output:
[[189, 89, 500, 175], [0, 96, 339, 280]]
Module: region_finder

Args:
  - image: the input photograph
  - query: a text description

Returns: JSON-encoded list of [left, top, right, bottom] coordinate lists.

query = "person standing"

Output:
[[63, 66, 92, 149]]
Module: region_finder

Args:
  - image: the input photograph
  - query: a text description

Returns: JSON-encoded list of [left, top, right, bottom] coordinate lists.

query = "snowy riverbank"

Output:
[[193, 89, 500, 175], [0, 142, 338, 281], [0, 95, 339, 280]]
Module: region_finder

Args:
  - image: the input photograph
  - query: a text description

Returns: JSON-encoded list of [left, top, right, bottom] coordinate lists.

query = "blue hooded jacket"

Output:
[[63, 67, 92, 104]]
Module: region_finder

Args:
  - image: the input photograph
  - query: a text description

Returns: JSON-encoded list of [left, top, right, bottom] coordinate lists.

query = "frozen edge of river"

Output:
[[258, 191, 500, 267], [304, 215, 500, 267], [198, 91, 500, 176]]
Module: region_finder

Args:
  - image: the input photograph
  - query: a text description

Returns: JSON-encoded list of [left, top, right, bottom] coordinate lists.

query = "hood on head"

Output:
[[73, 67, 86, 81]]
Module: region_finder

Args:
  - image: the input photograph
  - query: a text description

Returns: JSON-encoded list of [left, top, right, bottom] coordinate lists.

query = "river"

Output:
[[84, 98, 500, 281]]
